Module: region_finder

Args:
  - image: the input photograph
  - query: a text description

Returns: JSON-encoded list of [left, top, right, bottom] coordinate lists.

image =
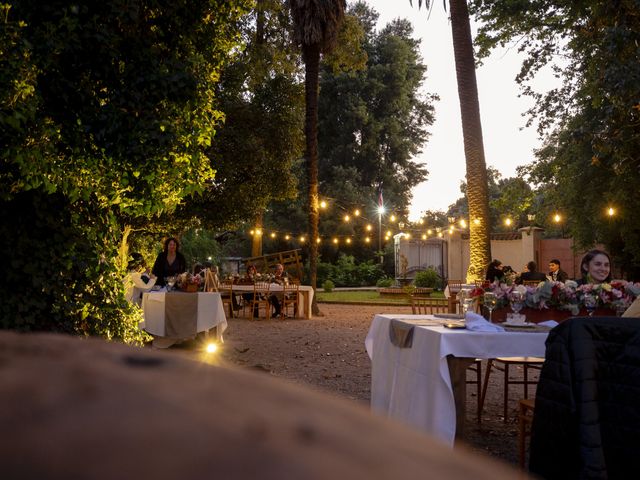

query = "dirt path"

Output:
[[209, 303, 532, 467]]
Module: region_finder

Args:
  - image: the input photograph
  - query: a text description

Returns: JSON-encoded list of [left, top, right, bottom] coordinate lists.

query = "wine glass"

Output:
[[459, 288, 474, 316], [583, 293, 597, 316], [483, 292, 498, 322]]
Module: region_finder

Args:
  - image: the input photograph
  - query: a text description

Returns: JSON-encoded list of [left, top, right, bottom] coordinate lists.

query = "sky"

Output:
[[365, 0, 555, 220]]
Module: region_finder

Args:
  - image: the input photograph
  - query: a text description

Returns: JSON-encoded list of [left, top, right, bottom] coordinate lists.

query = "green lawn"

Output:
[[316, 289, 444, 304]]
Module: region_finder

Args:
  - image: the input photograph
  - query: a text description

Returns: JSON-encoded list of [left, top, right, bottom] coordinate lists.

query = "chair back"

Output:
[[204, 269, 219, 292], [522, 280, 541, 287], [410, 296, 450, 315], [447, 280, 463, 294], [529, 316, 640, 479]]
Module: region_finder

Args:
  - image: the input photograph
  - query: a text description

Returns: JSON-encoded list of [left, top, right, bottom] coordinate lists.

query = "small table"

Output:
[[142, 291, 228, 348], [231, 284, 315, 319], [365, 314, 548, 446]]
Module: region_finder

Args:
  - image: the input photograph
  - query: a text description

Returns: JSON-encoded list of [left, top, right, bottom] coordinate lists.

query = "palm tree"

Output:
[[412, 0, 491, 282], [289, 0, 346, 313]]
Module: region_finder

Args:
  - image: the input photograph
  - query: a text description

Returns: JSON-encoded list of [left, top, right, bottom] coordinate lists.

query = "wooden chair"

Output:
[[466, 359, 483, 423], [280, 283, 300, 318], [479, 356, 544, 422], [518, 398, 535, 468], [251, 281, 271, 320], [410, 296, 450, 314], [219, 279, 235, 319], [447, 279, 463, 294]]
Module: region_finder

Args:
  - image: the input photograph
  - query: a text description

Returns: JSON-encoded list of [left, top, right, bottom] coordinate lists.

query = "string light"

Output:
[[422, 234, 427, 240], [504, 218, 512, 227], [333, 238, 338, 244], [344, 214, 350, 222], [459, 219, 467, 228], [270, 232, 276, 238], [419, 219, 424, 225], [299, 236, 306, 243], [390, 214, 396, 222], [354, 209, 360, 216], [319, 200, 327, 209], [366, 224, 372, 231], [553, 213, 562, 223], [346, 238, 352, 244], [285, 234, 290, 240], [607, 206, 615, 217], [365, 237, 370, 243]]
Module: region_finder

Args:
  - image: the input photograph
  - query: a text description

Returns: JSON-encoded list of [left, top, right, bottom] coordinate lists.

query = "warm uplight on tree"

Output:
[[473, 218, 481, 225]]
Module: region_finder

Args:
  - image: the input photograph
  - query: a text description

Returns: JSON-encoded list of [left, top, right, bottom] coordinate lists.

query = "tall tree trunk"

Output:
[[449, 0, 491, 282], [304, 43, 321, 315]]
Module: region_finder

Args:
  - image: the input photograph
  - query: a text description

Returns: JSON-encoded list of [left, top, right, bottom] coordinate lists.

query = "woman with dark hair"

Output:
[[485, 259, 504, 283], [577, 249, 611, 284], [125, 252, 156, 306], [151, 237, 187, 286]]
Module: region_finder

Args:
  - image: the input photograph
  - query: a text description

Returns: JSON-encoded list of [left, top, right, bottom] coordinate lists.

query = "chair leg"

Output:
[[476, 360, 482, 423], [518, 403, 526, 468], [503, 363, 510, 422], [479, 359, 493, 417]]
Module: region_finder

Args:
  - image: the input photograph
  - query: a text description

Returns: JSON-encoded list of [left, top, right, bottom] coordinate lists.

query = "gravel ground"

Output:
[[203, 303, 538, 468]]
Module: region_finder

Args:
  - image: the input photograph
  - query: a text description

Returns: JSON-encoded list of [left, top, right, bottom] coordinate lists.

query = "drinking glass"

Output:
[[459, 288, 474, 316], [509, 290, 524, 315], [483, 292, 498, 322], [165, 276, 176, 292], [583, 293, 597, 316]]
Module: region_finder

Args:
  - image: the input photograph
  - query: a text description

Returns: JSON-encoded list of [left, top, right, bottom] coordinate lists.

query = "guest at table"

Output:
[[270, 263, 289, 317], [547, 259, 569, 283], [151, 237, 187, 286], [577, 249, 611, 285], [125, 252, 156, 306], [485, 259, 504, 283], [516, 261, 547, 284], [243, 264, 259, 316]]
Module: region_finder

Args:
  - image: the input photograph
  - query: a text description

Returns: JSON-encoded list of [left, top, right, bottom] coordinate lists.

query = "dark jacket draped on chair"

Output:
[[529, 316, 640, 479]]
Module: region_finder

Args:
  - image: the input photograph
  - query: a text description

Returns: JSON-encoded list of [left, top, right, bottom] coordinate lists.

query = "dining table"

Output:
[[230, 283, 315, 319], [365, 314, 549, 446], [141, 290, 228, 348]]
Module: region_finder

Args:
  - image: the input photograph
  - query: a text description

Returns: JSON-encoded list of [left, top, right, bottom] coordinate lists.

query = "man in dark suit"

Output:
[[547, 259, 569, 282], [516, 261, 547, 284]]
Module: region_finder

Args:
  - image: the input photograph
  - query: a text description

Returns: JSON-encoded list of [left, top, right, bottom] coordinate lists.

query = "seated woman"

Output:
[[576, 249, 611, 285], [125, 253, 157, 306], [485, 259, 504, 283], [151, 237, 187, 286]]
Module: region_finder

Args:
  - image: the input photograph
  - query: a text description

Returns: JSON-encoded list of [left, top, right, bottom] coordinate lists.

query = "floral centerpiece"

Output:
[[471, 279, 640, 316], [176, 272, 202, 292]]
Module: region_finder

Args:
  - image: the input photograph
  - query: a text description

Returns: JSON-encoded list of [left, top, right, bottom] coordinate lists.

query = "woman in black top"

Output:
[[151, 237, 187, 286], [485, 259, 504, 283]]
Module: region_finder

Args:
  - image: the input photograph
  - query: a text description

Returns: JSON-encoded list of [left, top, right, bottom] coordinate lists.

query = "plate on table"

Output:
[[503, 321, 536, 328]]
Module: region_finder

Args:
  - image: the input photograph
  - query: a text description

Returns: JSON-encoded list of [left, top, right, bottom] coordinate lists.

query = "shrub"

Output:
[[376, 277, 394, 287], [317, 254, 386, 287], [322, 280, 335, 292], [414, 268, 443, 289]]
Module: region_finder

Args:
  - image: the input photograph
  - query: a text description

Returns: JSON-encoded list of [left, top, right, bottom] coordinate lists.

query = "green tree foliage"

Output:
[[471, 0, 640, 274], [0, 1, 247, 340]]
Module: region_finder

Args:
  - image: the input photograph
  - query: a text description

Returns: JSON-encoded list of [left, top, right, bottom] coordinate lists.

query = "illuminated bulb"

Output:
[[255, 228, 262, 235], [205, 343, 217, 354], [299, 236, 306, 243], [390, 214, 396, 222], [607, 207, 615, 216], [365, 237, 370, 243], [419, 219, 424, 225], [448, 227, 454, 234], [386, 230, 392, 236], [316, 237, 321, 243], [285, 234, 290, 240], [405, 233, 411, 239], [366, 224, 372, 231], [346, 238, 352, 244], [320, 200, 327, 209], [354, 209, 360, 216], [504, 218, 512, 226], [344, 214, 350, 222], [459, 219, 467, 228], [333, 238, 338, 244], [249, 229, 254, 235], [427, 229, 433, 235], [553, 214, 561, 223], [438, 232, 443, 238], [422, 234, 427, 240], [270, 232, 276, 238]]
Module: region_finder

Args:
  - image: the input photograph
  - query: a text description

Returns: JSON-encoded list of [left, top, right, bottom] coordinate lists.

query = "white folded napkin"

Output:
[[465, 312, 505, 332], [538, 320, 559, 328]]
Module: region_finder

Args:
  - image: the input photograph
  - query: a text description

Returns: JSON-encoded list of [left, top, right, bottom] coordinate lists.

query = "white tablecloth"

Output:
[[142, 292, 227, 345], [365, 314, 548, 446], [230, 284, 315, 319]]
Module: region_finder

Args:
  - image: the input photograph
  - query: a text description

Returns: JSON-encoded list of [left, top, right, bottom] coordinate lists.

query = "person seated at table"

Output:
[[242, 264, 259, 316], [125, 252, 156, 306], [547, 259, 569, 282], [576, 249, 611, 285], [485, 259, 504, 283], [270, 263, 289, 317], [151, 237, 187, 286], [516, 261, 547, 285]]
